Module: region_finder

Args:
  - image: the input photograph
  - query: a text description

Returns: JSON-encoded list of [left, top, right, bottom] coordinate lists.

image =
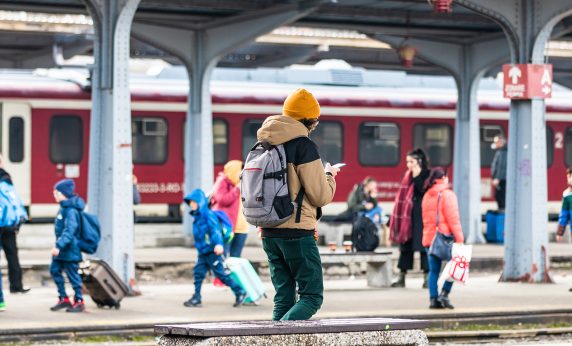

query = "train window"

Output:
[[480, 125, 504, 167], [359, 122, 400, 166], [132, 117, 168, 164], [242, 119, 263, 160], [50, 116, 83, 164], [565, 127, 572, 167], [547, 126, 554, 167], [213, 119, 228, 164], [310, 121, 343, 164], [413, 124, 452, 166], [9, 117, 24, 163]]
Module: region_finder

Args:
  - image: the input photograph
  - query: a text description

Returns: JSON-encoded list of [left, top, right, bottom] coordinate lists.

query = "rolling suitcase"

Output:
[[225, 257, 266, 303], [79, 259, 129, 309]]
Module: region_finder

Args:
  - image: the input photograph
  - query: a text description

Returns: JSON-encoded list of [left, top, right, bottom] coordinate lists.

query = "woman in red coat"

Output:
[[422, 167, 464, 309], [210, 160, 249, 257]]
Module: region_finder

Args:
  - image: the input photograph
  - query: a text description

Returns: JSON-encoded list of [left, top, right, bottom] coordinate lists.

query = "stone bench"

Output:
[[320, 251, 392, 288], [155, 318, 429, 346]]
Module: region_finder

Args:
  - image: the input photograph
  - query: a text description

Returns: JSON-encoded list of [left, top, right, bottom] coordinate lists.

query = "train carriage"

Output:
[[0, 69, 570, 219]]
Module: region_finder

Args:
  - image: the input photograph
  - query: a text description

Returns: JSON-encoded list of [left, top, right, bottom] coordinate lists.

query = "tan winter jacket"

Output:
[[257, 115, 336, 231]]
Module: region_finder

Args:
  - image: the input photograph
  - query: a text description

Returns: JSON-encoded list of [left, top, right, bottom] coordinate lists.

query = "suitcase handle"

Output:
[[103, 278, 118, 295]]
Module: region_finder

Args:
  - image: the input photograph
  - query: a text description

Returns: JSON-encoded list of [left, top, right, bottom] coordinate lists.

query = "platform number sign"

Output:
[[503, 64, 552, 99]]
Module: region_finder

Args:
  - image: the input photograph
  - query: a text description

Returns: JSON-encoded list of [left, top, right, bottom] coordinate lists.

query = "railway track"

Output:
[[2, 310, 572, 344]]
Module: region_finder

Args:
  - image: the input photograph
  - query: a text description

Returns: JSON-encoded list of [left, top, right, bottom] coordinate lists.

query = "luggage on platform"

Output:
[[79, 259, 129, 309], [225, 257, 266, 303], [485, 210, 505, 243], [351, 215, 379, 251]]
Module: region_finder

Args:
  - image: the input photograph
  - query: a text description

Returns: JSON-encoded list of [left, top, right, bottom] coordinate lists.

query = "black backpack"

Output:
[[351, 216, 379, 251]]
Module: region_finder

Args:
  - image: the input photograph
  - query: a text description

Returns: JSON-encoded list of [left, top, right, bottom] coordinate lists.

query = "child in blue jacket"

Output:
[[183, 189, 247, 308], [556, 168, 572, 242], [49, 179, 85, 313]]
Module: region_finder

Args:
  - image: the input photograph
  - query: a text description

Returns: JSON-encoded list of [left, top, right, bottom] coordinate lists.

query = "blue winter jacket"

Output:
[[53, 195, 85, 262], [184, 189, 223, 255]]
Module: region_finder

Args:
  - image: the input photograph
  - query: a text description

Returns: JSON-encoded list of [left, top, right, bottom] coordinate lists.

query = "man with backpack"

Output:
[[49, 179, 87, 313], [182, 189, 247, 308], [242, 88, 339, 321]]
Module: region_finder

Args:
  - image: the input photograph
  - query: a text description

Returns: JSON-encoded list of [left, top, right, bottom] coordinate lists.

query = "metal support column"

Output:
[[132, 2, 324, 235], [457, 0, 572, 282], [374, 35, 509, 244], [83, 0, 140, 283]]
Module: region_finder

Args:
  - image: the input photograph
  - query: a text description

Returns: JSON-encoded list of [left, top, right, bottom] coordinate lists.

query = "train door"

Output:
[[1, 103, 31, 205]]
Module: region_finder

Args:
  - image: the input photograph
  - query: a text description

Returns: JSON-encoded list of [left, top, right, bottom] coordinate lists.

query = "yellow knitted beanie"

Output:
[[282, 88, 320, 120]]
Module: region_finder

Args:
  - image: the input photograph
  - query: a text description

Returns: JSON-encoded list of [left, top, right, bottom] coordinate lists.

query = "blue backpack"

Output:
[[212, 210, 234, 244], [78, 212, 101, 254], [0, 181, 28, 228]]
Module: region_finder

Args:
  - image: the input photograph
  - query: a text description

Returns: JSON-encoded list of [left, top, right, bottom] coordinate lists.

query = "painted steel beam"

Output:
[[457, 0, 572, 282], [83, 0, 140, 285]]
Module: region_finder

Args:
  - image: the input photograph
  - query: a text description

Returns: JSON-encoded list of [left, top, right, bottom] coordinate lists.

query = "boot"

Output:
[[391, 272, 406, 288], [183, 295, 202, 307], [233, 291, 248, 308], [438, 291, 454, 309], [422, 273, 428, 289], [429, 298, 444, 309]]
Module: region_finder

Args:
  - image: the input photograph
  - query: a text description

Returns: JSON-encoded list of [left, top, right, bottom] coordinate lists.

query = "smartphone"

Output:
[[332, 163, 347, 169]]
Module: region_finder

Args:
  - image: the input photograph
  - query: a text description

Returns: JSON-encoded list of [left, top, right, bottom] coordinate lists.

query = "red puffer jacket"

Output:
[[421, 179, 464, 247]]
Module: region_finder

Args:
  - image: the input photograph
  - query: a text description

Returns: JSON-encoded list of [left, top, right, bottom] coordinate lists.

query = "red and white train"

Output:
[[0, 68, 570, 219]]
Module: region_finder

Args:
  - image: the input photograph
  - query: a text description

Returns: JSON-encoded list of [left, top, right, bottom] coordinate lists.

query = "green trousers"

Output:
[[262, 236, 323, 321]]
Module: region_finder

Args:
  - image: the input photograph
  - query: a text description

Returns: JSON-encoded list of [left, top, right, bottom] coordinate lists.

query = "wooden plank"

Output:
[[156, 318, 429, 337]]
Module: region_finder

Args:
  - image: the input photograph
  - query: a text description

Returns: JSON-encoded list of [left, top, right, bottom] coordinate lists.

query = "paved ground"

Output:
[[2, 272, 572, 333]]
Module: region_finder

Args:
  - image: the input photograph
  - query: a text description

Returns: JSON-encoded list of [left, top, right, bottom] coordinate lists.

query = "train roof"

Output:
[[0, 67, 570, 112]]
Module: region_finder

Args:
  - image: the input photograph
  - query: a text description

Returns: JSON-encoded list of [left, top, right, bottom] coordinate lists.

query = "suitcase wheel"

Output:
[[114, 302, 121, 310]]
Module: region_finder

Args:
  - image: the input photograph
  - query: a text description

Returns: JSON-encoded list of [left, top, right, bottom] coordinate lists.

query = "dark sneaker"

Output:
[[10, 286, 31, 294], [429, 298, 444, 309], [66, 300, 85, 313], [438, 293, 455, 309], [50, 297, 72, 311], [233, 292, 248, 307], [183, 295, 202, 307]]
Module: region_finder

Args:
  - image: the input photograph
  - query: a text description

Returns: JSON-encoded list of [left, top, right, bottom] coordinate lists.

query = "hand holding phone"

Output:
[[324, 162, 340, 177]]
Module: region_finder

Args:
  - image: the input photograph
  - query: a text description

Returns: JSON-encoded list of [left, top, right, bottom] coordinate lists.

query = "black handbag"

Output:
[[429, 192, 454, 261]]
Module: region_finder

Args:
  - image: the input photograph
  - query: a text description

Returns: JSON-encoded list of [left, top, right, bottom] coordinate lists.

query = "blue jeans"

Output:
[[50, 260, 83, 301], [428, 251, 453, 299], [225, 233, 248, 258], [193, 252, 244, 299]]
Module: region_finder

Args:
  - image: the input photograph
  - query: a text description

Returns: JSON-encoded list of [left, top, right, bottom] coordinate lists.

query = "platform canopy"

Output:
[[0, 1, 570, 85]]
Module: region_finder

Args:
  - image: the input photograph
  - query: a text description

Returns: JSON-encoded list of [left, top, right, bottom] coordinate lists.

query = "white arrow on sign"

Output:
[[542, 85, 551, 95], [508, 66, 522, 84], [541, 68, 551, 86]]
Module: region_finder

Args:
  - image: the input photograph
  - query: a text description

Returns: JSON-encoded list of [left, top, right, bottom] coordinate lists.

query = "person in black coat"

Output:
[[0, 158, 29, 294], [391, 148, 430, 288]]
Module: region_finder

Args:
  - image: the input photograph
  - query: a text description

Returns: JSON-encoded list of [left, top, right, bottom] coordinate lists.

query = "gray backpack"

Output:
[[241, 141, 304, 228]]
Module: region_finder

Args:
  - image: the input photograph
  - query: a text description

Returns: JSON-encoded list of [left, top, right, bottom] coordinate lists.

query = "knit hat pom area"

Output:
[[282, 88, 320, 120], [54, 179, 75, 198]]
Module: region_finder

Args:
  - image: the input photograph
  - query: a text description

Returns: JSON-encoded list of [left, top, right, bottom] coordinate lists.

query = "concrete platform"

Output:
[[2, 273, 572, 337]]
